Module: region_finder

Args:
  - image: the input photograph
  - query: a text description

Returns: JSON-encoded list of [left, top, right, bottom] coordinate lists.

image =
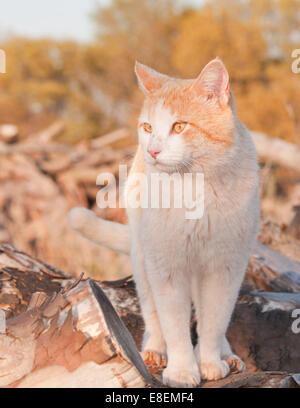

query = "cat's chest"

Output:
[[141, 207, 210, 249], [141, 179, 234, 241], [140, 183, 252, 253], [139, 168, 258, 256], [140, 207, 214, 272]]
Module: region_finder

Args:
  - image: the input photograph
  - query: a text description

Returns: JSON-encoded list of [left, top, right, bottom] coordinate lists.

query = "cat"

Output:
[[68, 58, 260, 388]]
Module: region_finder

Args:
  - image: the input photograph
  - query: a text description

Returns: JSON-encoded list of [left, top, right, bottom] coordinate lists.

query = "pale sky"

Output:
[[0, 0, 199, 43], [0, 0, 105, 42]]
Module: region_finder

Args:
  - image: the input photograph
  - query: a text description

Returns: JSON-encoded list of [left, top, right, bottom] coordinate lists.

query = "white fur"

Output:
[[139, 99, 191, 173], [125, 116, 259, 387]]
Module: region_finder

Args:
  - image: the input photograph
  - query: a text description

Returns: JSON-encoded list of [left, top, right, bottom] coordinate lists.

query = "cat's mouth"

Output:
[[145, 153, 191, 173], [151, 160, 187, 174]]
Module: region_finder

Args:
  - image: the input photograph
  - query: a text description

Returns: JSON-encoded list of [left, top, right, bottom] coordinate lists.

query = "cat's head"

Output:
[[135, 58, 236, 172]]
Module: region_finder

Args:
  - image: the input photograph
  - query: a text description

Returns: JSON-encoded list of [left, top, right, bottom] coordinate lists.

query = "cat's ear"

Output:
[[191, 58, 230, 108], [135, 61, 168, 95]]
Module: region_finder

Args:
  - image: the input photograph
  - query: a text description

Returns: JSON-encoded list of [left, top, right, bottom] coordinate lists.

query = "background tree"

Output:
[[0, 0, 299, 143]]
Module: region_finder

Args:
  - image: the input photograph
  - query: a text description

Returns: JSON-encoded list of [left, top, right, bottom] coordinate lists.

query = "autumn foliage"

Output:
[[0, 0, 299, 144]]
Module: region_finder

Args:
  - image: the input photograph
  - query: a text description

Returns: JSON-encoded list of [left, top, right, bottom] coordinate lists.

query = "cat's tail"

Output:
[[67, 207, 130, 255]]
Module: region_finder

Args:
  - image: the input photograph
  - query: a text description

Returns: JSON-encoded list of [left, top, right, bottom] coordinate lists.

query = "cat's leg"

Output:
[[194, 334, 245, 373], [221, 336, 245, 373], [128, 206, 166, 363], [131, 241, 166, 364], [194, 265, 245, 381], [191, 275, 202, 369], [147, 265, 200, 387]]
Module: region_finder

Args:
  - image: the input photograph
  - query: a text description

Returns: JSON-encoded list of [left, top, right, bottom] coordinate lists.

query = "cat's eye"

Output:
[[143, 123, 152, 133], [173, 122, 187, 134]]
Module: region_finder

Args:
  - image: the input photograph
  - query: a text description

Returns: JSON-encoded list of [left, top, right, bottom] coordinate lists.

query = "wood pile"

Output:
[[0, 241, 299, 388], [0, 122, 133, 279]]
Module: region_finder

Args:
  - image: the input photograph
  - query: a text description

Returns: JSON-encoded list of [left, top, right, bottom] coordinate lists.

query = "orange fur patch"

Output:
[[154, 80, 234, 147], [188, 122, 233, 145]]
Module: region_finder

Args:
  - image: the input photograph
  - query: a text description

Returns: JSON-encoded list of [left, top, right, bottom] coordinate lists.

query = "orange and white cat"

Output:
[[68, 58, 260, 387]]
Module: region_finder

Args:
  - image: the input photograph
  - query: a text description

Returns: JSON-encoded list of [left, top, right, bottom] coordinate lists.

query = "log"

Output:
[[0, 245, 153, 388], [201, 372, 299, 388], [3, 280, 152, 388], [26, 121, 66, 144], [227, 291, 300, 373], [251, 131, 300, 172], [90, 128, 130, 150], [0, 142, 76, 155], [0, 243, 299, 388], [253, 241, 300, 276], [102, 276, 300, 375]]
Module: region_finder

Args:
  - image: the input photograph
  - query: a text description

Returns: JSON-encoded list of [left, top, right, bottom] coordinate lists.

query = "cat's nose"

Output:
[[147, 148, 161, 159]]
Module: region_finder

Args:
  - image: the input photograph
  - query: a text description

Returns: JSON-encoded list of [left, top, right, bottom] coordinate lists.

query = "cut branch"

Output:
[[251, 131, 300, 172]]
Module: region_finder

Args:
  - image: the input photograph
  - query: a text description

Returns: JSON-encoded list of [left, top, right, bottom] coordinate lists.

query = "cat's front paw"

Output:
[[162, 364, 200, 388], [141, 350, 166, 368], [225, 354, 245, 373], [200, 359, 230, 381], [141, 331, 167, 368]]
